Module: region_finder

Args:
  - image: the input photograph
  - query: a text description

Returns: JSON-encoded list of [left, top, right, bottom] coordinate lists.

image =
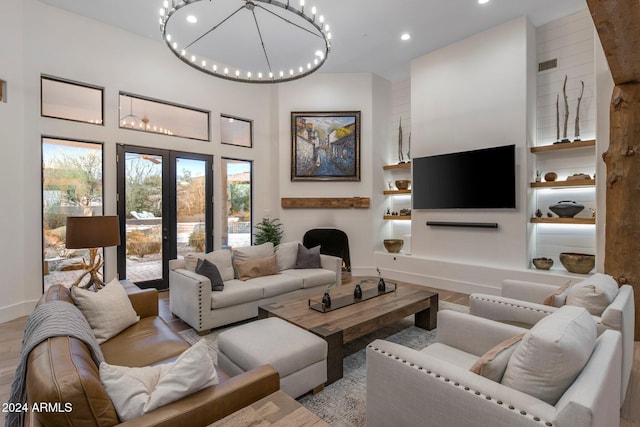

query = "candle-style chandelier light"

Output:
[[159, 0, 332, 84]]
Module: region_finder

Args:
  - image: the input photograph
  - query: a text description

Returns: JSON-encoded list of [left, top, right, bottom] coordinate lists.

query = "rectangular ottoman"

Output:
[[218, 317, 327, 398]]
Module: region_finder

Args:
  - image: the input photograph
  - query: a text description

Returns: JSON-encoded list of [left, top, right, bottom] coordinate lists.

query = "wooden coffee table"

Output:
[[258, 282, 438, 384]]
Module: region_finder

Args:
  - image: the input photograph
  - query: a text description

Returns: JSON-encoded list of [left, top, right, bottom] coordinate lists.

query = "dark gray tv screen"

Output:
[[412, 144, 516, 209]]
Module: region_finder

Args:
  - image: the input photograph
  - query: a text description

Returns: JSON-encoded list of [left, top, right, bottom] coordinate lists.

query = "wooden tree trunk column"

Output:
[[604, 83, 640, 340]]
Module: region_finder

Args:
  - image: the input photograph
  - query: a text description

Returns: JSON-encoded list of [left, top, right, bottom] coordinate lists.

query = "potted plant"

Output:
[[254, 217, 284, 246]]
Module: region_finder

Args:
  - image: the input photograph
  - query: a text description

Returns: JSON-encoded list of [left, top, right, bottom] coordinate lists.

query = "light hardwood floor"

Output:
[[1, 275, 637, 426]]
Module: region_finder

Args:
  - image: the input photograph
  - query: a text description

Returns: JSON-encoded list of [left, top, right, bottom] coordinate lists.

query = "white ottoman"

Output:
[[218, 317, 327, 398]]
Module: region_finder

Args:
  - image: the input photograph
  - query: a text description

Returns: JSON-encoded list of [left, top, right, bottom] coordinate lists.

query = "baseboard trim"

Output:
[[0, 299, 38, 323]]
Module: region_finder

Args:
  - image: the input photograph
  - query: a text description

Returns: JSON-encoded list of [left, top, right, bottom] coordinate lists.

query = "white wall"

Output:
[[0, 0, 278, 322], [410, 17, 533, 268], [532, 10, 598, 265], [275, 73, 391, 275], [377, 17, 565, 293], [0, 1, 27, 321]]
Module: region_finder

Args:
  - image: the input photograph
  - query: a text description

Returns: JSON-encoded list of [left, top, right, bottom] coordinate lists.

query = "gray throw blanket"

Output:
[[5, 300, 105, 427]]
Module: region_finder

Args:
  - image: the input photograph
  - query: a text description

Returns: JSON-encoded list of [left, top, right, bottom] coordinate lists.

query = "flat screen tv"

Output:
[[412, 144, 516, 209]]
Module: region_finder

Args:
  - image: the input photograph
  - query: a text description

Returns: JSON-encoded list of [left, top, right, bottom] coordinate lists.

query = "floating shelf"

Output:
[[383, 162, 411, 170], [530, 217, 595, 225], [383, 189, 411, 195], [281, 197, 370, 209], [384, 215, 411, 220], [530, 179, 595, 188], [530, 139, 595, 153]]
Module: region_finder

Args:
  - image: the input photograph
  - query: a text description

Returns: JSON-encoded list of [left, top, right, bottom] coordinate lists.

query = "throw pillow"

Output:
[[542, 280, 573, 307], [100, 340, 218, 421], [275, 241, 300, 271], [234, 255, 279, 281], [295, 244, 321, 269], [183, 252, 204, 272], [501, 305, 596, 405], [71, 278, 140, 344], [232, 242, 274, 263], [195, 258, 225, 291], [202, 249, 235, 282], [566, 273, 619, 315], [469, 333, 524, 382]]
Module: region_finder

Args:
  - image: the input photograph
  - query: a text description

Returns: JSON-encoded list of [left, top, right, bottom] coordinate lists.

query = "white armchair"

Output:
[[469, 274, 634, 405], [366, 309, 622, 427]]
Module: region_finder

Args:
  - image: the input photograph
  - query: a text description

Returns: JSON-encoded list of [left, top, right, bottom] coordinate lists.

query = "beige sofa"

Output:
[[366, 308, 622, 427], [169, 242, 342, 333]]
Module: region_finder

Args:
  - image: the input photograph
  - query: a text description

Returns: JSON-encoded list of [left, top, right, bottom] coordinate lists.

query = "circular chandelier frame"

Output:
[[159, 0, 332, 84]]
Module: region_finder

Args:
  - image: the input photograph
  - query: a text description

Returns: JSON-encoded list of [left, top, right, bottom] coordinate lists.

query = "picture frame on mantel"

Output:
[[291, 111, 361, 181]]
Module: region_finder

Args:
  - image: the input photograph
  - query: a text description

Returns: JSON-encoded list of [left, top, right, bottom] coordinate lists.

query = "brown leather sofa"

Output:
[[25, 284, 279, 427]]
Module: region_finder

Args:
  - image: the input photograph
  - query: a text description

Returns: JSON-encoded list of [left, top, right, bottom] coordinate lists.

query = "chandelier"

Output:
[[159, 0, 332, 84]]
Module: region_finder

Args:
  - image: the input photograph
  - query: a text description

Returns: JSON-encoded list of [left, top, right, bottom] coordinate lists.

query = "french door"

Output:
[[116, 145, 213, 290]]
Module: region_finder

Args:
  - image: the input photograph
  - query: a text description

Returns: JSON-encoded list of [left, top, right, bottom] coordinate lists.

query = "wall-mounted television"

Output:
[[412, 144, 516, 209]]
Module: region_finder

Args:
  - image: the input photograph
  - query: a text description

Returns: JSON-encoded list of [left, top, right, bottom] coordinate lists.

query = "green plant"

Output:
[[254, 217, 283, 246]]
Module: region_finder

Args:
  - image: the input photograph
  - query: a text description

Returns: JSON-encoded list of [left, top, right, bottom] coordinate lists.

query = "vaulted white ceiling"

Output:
[[38, 0, 588, 82]]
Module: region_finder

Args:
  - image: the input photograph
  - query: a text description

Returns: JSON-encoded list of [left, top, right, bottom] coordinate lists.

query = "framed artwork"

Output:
[[291, 111, 361, 181]]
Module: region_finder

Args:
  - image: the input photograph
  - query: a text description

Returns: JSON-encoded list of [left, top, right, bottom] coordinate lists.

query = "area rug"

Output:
[[179, 301, 468, 426]]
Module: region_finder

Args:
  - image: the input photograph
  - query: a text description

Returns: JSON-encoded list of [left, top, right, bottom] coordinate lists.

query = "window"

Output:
[[220, 114, 253, 147], [42, 137, 103, 290], [41, 76, 103, 125], [222, 159, 252, 248], [119, 93, 210, 141]]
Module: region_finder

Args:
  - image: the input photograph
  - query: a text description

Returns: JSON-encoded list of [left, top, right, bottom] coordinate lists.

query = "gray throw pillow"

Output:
[[196, 258, 225, 291], [295, 244, 321, 269]]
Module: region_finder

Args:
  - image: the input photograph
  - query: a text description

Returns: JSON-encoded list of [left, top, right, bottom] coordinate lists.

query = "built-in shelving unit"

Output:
[[383, 215, 411, 221], [530, 179, 595, 188], [383, 163, 411, 170], [529, 138, 597, 271], [383, 162, 411, 221], [529, 139, 595, 153], [530, 217, 595, 225], [383, 189, 411, 195]]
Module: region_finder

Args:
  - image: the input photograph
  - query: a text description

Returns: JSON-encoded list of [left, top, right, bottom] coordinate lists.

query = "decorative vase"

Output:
[[544, 172, 558, 182], [395, 180, 411, 190], [559, 253, 595, 274], [532, 257, 554, 270], [354, 284, 363, 299], [321, 292, 331, 308], [549, 201, 585, 218], [378, 277, 386, 292], [383, 239, 404, 253]]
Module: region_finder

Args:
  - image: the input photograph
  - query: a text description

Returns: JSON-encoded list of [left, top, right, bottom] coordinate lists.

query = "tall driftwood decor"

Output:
[[397, 118, 404, 163], [407, 132, 411, 161], [587, 0, 640, 340], [561, 75, 570, 142], [574, 81, 584, 141], [556, 94, 560, 142]]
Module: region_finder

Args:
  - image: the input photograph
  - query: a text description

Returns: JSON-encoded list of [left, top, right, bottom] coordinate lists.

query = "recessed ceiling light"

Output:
[[400, 33, 411, 41], [478, 0, 490, 4], [186, 15, 197, 24]]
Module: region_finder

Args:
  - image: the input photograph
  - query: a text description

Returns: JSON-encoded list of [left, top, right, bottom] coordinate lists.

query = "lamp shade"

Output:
[[65, 216, 121, 249]]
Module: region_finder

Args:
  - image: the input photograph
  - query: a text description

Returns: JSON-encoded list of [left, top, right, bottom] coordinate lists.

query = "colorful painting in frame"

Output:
[[291, 111, 361, 181]]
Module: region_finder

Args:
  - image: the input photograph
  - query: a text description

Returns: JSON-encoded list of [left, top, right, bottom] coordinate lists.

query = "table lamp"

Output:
[[65, 215, 120, 290]]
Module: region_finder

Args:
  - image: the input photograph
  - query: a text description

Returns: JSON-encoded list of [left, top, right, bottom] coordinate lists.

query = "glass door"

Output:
[[117, 145, 212, 289]]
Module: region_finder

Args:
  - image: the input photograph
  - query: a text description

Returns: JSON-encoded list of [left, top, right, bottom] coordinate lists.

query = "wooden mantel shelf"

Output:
[[281, 197, 370, 209]]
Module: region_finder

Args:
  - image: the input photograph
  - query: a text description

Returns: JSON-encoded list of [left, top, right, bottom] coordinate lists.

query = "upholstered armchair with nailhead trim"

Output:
[[366, 309, 621, 427], [468, 276, 634, 405]]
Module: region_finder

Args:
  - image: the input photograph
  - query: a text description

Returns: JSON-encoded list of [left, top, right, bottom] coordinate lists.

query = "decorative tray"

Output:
[[308, 280, 397, 313]]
